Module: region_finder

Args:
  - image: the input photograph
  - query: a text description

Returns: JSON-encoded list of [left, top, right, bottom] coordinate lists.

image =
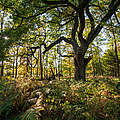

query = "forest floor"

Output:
[[0, 76, 120, 120]]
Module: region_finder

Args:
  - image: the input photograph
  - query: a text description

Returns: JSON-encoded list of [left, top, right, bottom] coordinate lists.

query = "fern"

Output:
[[0, 94, 16, 116], [21, 110, 39, 120]]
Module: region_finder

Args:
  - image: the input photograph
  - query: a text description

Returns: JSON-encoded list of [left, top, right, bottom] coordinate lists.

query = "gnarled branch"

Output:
[[14, 5, 67, 19], [88, 4, 103, 12], [114, 12, 120, 24], [43, 37, 73, 54], [59, 54, 73, 57], [84, 56, 92, 66], [43, 0, 77, 10], [71, 15, 79, 52], [77, 9, 88, 49], [87, 0, 120, 45], [78, 9, 85, 37], [86, 6, 95, 31]]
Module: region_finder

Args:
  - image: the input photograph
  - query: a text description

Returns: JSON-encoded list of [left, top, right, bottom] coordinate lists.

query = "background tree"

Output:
[[102, 48, 120, 76]]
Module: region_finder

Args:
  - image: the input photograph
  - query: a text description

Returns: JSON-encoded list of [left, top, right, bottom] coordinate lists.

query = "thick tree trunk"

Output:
[[74, 49, 92, 81], [74, 57, 86, 81], [75, 65, 86, 81]]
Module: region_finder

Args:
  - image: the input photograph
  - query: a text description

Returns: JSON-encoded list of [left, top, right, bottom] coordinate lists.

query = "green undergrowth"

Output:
[[0, 76, 120, 120]]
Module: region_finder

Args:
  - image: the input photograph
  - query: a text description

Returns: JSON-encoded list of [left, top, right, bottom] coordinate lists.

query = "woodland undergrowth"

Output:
[[0, 76, 120, 120]]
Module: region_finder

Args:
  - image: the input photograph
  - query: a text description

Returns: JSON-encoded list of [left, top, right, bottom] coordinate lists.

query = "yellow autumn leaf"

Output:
[[117, 12, 120, 18]]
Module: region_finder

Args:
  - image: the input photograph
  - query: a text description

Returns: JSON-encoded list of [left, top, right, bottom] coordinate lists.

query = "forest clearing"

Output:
[[0, 0, 120, 120]]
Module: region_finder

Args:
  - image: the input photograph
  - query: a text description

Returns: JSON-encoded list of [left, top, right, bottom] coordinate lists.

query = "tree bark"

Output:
[[74, 48, 92, 81], [110, 19, 119, 78], [13, 61, 14, 77], [98, 56, 103, 76], [26, 48, 29, 73], [92, 59, 95, 77], [1, 60, 4, 77], [0, 11, 4, 79], [36, 50, 39, 76], [69, 58, 71, 80], [114, 36, 119, 77], [15, 48, 18, 78], [74, 57, 86, 81], [30, 56, 32, 77], [12, 51, 15, 78], [40, 47, 43, 80], [91, 48, 95, 76]]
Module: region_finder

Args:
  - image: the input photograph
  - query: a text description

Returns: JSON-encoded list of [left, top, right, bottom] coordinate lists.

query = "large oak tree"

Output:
[[1, 0, 120, 81]]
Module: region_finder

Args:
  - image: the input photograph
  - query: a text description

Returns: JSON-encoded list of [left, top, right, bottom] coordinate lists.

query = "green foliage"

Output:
[[0, 77, 32, 120], [0, 78, 17, 119], [103, 49, 120, 76], [21, 110, 39, 120], [38, 77, 120, 120], [1, 76, 120, 120]]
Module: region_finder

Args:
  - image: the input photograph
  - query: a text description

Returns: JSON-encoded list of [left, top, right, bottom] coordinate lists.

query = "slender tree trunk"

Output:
[[33, 68, 34, 76], [114, 40, 119, 77], [13, 61, 14, 77], [60, 57, 63, 80], [1, 60, 4, 77], [98, 56, 103, 76], [50, 66, 55, 79], [92, 59, 95, 77], [58, 54, 61, 80], [36, 50, 39, 76], [31, 56, 32, 77], [69, 58, 71, 80], [0, 11, 4, 79], [43, 55, 47, 80], [110, 19, 119, 77], [15, 48, 18, 78], [40, 47, 43, 80], [12, 51, 15, 78], [90, 48, 95, 76], [113, 32, 119, 77], [58, 46, 61, 80], [55, 48, 57, 76], [26, 48, 29, 73]]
